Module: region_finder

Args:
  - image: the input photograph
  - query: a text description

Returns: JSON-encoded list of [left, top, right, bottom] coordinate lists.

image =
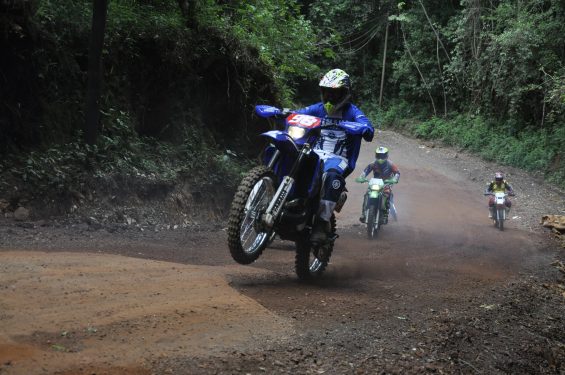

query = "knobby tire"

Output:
[[295, 215, 336, 280], [498, 208, 504, 231], [367, 205, 378, 239], [227, 166, 276, 264]]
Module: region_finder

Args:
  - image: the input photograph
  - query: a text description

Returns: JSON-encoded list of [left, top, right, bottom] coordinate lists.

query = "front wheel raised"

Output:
[[295, 215, 336, 280], [227, 166, 277, 264]]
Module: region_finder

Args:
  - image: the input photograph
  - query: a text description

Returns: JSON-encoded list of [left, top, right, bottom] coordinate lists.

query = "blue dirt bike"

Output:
[[227, 105, 367, 279]]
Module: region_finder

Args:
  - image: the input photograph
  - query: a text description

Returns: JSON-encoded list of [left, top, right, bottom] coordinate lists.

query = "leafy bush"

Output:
[[385, 107, 563, 187]]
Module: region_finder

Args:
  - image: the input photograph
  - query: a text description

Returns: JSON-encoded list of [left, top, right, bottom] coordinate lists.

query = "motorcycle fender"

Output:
[[367, 196, 379, 205], [369, 191, 379, 199], [260, 131, 299, 156]]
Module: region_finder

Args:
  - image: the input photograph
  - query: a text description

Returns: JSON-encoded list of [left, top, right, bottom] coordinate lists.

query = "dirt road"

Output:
[[1, 130, 563, 374]]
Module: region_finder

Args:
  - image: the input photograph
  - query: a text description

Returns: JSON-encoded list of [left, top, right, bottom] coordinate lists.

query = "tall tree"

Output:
[[84, 0, 108, 145]]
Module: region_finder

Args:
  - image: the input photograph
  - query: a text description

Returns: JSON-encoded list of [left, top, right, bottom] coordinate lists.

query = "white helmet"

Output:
[[319, 69, 351, 114]]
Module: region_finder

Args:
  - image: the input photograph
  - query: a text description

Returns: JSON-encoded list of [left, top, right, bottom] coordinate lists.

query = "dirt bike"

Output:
[[356, 177, 396, 239], [485, 192, 513, 231], [227, 105, 368, 280]]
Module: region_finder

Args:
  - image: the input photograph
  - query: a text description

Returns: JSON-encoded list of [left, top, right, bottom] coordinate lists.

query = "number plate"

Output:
[[287, 114, 321, 128]]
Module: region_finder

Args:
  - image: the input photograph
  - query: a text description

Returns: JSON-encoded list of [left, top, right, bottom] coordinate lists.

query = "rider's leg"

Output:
[[311, 168, 345, 242], [505, 198, 512, 216], [488, 196, 495, 218], [382, 188, 392, 223]]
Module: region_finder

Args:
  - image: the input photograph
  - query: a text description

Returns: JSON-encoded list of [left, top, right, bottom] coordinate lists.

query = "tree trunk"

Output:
[[379, 20, 389, 108], [401, 24, 436, 116], [84, 0, 108, 145], [437, 38, 447, 116], [178, 0, 197, 28], [417, 0, 460, 87]]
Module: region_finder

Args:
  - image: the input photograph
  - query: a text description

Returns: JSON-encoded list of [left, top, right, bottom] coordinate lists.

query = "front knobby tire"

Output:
[[367, 205, 379, 239], [295, 215, 336, 280], [227, 166, 276, 264], [497, 208, 504, 231]]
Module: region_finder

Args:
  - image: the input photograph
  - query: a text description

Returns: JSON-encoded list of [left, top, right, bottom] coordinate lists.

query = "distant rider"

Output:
[[355, 146, 400, 223], [485, 172, 515, 218], [296, 68, 374, 242]]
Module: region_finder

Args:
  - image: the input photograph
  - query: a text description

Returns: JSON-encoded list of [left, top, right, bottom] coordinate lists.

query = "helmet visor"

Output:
[[321, 87, 346, 105]]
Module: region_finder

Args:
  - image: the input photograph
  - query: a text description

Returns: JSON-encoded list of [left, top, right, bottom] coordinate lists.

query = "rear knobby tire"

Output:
[[295, 215, 336, 280], [227, 166, 276, 264]]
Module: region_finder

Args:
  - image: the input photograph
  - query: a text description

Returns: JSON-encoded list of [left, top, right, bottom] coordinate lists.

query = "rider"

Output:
[[296, 68, 374, 242], [355, 146, 400, 223], [485, 172, 515, 218]]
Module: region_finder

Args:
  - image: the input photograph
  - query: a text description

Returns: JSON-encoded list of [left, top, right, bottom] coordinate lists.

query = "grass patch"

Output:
[[377, 103, 564, 188]]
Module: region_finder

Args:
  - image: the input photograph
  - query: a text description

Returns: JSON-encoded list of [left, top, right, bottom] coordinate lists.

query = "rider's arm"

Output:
[[391, 163, 400, 183], [505, 182, 515, 195], [348, 104, 374, 142], [360, 163, 373, 178], [342, 104, 374, 174], [294, 103, 323, 116], [344, 136, 363, 176], [485, 182, 493, 194]]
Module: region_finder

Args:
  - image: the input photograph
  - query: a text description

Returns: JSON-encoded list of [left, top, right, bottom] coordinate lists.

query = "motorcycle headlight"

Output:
[[370, 184, 381, 191], [288, 126, 306, 140]]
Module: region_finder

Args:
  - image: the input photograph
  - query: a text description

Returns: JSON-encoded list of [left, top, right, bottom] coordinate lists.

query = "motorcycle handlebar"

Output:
[[355, 178, 397, 186]]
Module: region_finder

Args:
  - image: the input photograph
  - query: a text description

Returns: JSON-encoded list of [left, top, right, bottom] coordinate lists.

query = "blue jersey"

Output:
[[296, 102, 374, 174]]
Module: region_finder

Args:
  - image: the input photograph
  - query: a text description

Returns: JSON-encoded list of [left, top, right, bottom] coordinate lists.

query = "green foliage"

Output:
[[309, 0, 564, 188], [391, 109, 564, 187], [3, 142, 88, 193], [307, 0, 395, 102], [217, 0, 319, 103], [445, 0, 564, 130], [0, 113, 251, 197], [3, 0, 564, 200]]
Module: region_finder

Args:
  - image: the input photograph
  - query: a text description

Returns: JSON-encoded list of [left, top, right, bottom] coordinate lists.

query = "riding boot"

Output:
[[382, 197, 389, 224], [310, 219, 330, 243]]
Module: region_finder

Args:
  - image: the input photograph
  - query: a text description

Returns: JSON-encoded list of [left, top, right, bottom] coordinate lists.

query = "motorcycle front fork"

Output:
[[362, 194, 388, 215], [490, 206, 509, 219]]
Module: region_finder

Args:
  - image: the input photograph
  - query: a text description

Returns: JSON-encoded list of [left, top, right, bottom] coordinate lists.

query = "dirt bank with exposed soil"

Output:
[[1, 130, 563, 375]]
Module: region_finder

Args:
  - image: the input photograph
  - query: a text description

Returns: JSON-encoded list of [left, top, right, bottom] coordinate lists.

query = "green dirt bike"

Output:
[[356, 177, 397, 239]]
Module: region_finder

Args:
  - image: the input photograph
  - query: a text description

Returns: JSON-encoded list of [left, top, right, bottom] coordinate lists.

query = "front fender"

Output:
[[260, 130, 288, 142], [260, 131, 299, 156], [368, 195, 381, 205], [368, 191, 380, 199]]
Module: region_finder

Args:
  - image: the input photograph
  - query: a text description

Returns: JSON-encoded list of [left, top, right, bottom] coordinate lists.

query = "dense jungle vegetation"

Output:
[[1, 0, 563, 209]]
